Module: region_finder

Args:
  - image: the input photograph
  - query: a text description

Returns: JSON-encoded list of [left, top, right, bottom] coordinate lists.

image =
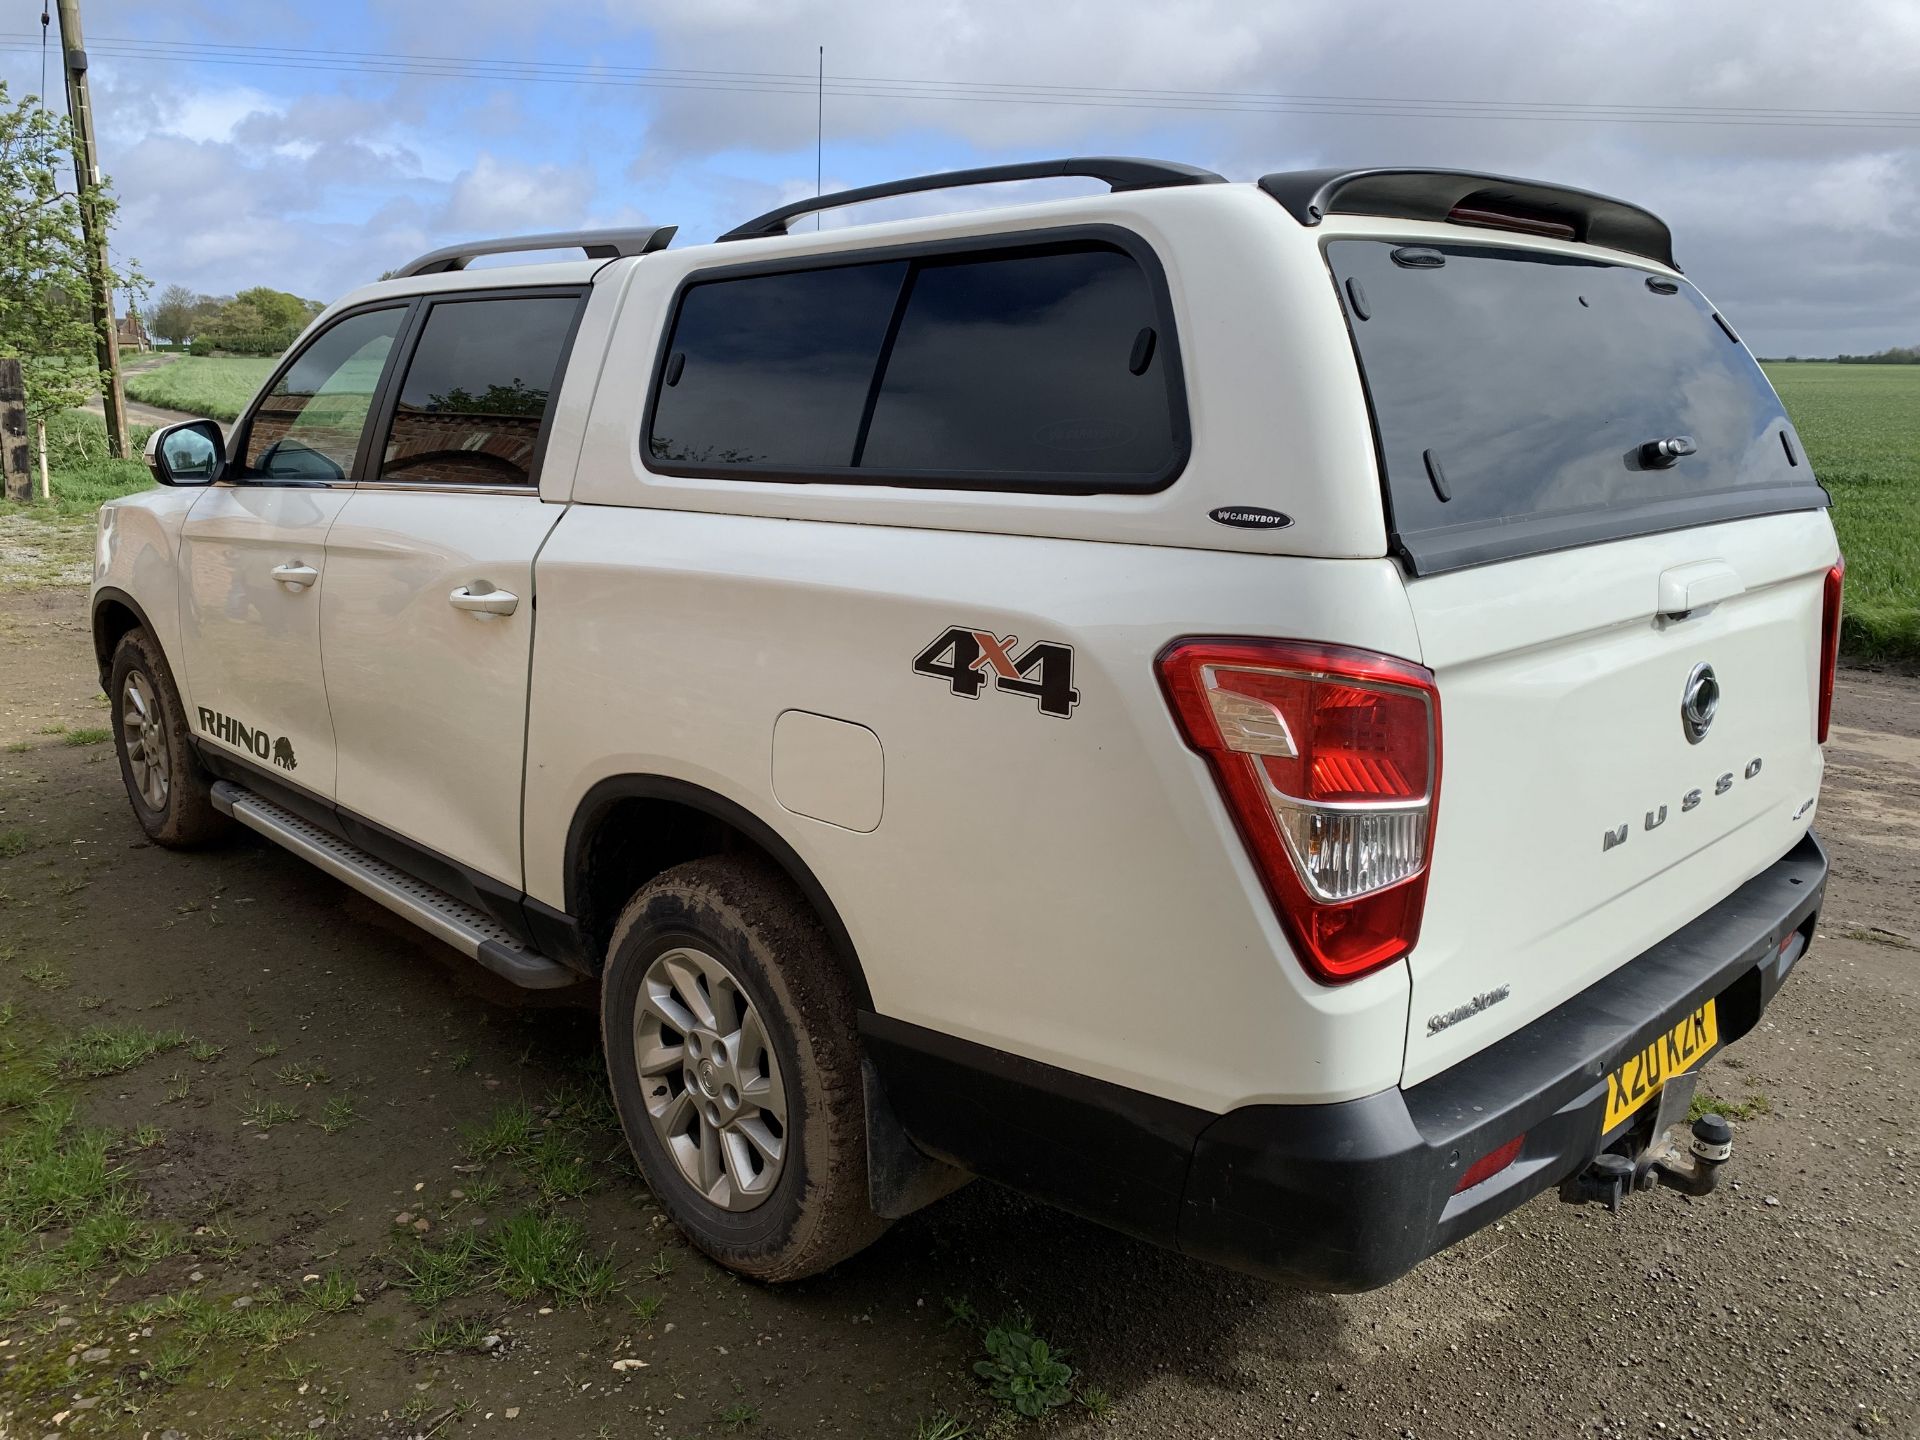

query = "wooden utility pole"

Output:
[[1, 360, 30, 504], [55, 0, 129, 459]]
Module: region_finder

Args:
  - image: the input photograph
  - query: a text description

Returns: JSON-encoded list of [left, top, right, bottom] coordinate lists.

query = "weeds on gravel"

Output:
[[239, 1097, 299, 1131], [275, 1059, 331, 1087], [488, 1209, 618, 1306], [398, 1230, 485, 1308], [316, 1096, 358, 1133], [716, 1401, 760, 1431], [54, 1024, 189, 1078], [523, 1132, 596, 1202], [1690, 1092, 1772, 1122], [973, 1320, 1076, 1419], [59, 727, 110, 746], [627, 1290, 666, 1322], [398, 1208, 617, 1310], [0, 828, 30, 857], [307, 1268, 358, 1314], [912, 1414, 973, 1440], [406, 1315, 491, 1356], [0, 1100, 173, 1318], [188, 1040, 224, 1062], [20, 960, 66, 990], [464, 1100, 536, 1159]]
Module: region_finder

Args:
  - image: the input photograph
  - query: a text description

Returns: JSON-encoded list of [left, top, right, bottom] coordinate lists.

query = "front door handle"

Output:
[[449, 584, 519, 617], [270, 563, 319, 590]]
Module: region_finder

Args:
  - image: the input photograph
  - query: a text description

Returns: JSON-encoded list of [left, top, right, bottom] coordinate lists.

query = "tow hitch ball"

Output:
[[1563, 1113, 1736, 1213]]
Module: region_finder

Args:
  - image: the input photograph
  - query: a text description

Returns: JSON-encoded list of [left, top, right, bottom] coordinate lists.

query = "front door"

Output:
[[319, 289, 582, 888], [177, 305, 409, 800]]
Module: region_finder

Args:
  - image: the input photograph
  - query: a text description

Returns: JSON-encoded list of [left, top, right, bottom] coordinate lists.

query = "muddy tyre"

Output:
[[108, 628, 231, 849], [602, 854, 888, 1281]]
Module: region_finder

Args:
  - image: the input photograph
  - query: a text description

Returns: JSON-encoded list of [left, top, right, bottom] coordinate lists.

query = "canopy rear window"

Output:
[[1328, 239, 1825, 574]]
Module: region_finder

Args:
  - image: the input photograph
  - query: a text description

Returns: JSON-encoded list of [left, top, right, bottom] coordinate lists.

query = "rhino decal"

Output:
[[272, 736, 297, 771]]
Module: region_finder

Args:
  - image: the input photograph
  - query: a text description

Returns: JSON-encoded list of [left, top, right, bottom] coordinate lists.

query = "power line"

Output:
[[3, 32, 1919, 131]]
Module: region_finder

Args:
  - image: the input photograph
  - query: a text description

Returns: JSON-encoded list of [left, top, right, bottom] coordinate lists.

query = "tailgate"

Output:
[[1401, 513, 1835, 1083], [1317, 230, 1838, 1082]]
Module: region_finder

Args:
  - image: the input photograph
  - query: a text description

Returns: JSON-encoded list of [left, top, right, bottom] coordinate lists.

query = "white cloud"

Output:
[[437, 153, 597, 235]]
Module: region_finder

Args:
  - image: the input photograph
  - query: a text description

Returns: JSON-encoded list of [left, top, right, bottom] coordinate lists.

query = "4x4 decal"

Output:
[[911, 627, 1079, 719]]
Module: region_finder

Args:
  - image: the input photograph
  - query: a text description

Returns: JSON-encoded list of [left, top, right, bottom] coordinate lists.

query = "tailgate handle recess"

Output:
[[1657, 561, 1743, 620]]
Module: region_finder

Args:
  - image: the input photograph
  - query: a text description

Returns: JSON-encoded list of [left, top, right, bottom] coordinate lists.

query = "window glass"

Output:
[[649, 262, 906, 469], [1328, 240, 1817, 568], [246, 308, 404, 480], [644, 240, 1182, 490], [861, 246, 1174, 478], [378, 296, 579, 486]]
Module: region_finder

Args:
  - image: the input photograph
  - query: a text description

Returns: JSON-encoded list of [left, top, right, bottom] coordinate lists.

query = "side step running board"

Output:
[[210, 781, 578, 990]]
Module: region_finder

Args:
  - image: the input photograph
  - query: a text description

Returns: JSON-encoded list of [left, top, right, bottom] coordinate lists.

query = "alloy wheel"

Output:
[[633, 945, 788, 1211]]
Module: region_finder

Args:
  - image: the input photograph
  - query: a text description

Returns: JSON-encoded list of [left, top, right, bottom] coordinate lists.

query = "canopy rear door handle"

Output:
[[449, 584, 519, 617], [270, 563, 319, 590], [1657, 560, 1743, 619]]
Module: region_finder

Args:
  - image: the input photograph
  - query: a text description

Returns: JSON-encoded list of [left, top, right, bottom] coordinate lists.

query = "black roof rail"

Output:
[[1258, 168, 1676, 270], [393, 226, 678, 278], [717, 157, 1226, 242]]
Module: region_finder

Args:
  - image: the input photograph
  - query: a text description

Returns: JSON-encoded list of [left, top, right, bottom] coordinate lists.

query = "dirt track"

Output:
[[0, 581, 1916, 1439]]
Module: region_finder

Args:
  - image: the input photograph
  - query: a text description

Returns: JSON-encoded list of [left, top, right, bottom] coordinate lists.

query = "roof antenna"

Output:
[[815, 44, 823, 230]]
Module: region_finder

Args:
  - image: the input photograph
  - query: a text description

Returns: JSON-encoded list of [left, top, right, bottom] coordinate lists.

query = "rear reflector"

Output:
[[1817, 558, 1844, 745], [1158, 639, 1441, 983], [1454, 1134, 1526, 1193]]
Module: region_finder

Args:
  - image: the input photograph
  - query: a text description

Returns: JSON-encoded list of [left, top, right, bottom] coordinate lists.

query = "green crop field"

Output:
[[1763, 362, 1920, 661], [123, 356, 276, 421]]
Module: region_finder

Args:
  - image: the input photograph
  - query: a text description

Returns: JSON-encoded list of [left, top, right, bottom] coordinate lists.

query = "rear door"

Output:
[[318, 289, 581, 889], [177, 305, 408, 802], [1322, 237, 1839, 1084]]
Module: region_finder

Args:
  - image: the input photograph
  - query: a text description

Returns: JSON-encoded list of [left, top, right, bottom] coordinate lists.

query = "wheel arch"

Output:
[[562, 774, 873, 1011], [92, 586, 163, 690]]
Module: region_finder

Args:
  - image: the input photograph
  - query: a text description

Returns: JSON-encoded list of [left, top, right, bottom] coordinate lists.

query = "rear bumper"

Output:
[[864, 830, 1828, 1291]]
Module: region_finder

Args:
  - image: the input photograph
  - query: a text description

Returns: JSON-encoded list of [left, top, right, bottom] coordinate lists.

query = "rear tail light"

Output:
[[1817, 558, 1844, 744], [1453, 1134, 1525, 1193], [1158, 639, 1441, 983]]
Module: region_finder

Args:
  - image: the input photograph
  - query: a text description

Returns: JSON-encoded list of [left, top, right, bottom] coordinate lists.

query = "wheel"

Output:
[[602, 854, 888, 1281], [108, 628, 231, 848]]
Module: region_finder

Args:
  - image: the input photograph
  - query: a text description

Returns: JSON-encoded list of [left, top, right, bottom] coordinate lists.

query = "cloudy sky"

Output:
[[3, 0, 1916, 355]]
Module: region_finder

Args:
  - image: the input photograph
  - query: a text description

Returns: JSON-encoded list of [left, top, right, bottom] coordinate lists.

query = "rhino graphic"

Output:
[[272, 736, 297, 771]]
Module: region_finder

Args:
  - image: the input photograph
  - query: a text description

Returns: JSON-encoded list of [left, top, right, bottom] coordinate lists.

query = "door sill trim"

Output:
[[211, 780, 578, 990]]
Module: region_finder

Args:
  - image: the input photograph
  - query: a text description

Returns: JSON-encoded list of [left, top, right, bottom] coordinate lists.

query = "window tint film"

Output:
[[650, 262, 907, 469], [246, 308, 404, 480], [379, 295, 579, 486], [862, 246, 1173, 478], [645, 239, 1183, 490], [1328, 240, 1819, 571]]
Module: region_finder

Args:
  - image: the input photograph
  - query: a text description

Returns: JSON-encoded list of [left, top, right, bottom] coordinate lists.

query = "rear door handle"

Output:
[[270, 563, 319, 590], [449, 584, 519, 617], [1657, 560, 1743, 620]]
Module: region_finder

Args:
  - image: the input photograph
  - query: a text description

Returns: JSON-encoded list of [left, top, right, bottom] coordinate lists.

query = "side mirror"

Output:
[[144, 420, 227, 486]]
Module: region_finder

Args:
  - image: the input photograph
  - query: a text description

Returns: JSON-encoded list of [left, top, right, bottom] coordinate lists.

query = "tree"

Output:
[[0, 79, 141, 502], [151, 283, 198, 345], [198, 287, 323, 355]]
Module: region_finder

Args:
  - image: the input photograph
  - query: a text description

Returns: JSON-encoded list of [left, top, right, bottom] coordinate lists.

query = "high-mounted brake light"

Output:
[[1445, 204, 1577, 241], [1817, 558, 1844, 745], [1158, 639, 1441, 983]]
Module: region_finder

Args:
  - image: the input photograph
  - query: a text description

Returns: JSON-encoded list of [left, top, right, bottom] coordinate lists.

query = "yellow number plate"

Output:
[[1603, 1000, 1719, 1134]]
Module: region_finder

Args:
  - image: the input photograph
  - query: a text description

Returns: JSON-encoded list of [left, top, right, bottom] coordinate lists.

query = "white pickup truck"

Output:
[[96, 159, 1841, 1288]]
